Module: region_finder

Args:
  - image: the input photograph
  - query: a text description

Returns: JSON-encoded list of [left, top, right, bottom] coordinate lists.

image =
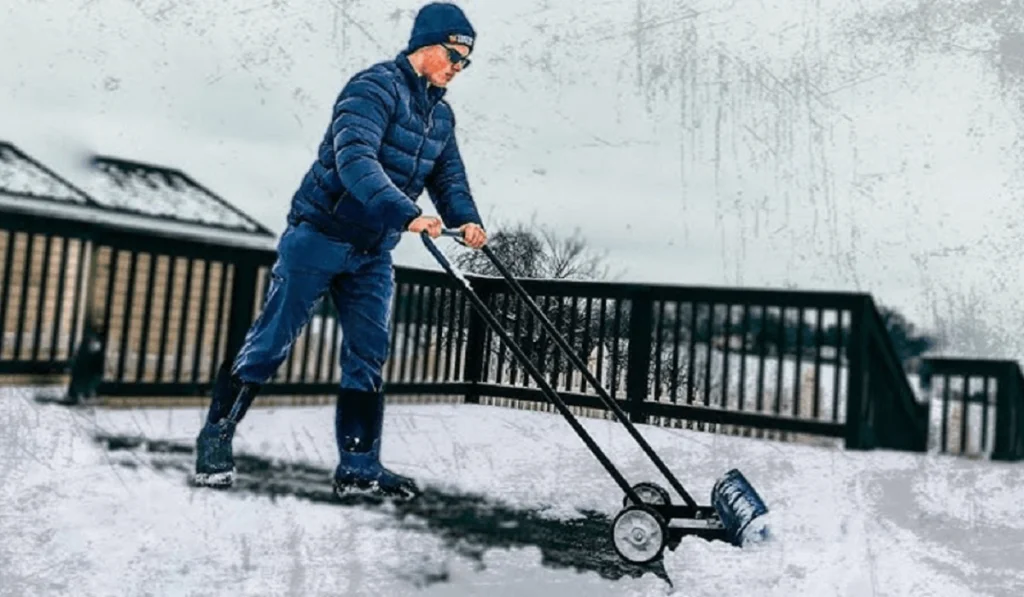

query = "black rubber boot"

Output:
[[192, 419, 239, 488], [332, 388, 420, 501], [193, 367, 260, 488]]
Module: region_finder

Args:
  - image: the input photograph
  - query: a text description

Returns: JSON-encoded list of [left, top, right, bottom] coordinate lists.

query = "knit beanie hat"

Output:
[[407, 3, 476, 54]]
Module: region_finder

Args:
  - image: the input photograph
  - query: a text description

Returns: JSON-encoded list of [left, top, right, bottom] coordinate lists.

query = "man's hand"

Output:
[[460, 223, 487, 249], [407, 215, 443, 238]]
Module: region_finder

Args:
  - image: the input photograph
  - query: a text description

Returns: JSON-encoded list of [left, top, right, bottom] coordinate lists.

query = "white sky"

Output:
[[1, 0, 1022, 359]]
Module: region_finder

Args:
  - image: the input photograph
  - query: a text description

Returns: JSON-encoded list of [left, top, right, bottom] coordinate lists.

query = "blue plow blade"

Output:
[[710, 468, 771, 547]]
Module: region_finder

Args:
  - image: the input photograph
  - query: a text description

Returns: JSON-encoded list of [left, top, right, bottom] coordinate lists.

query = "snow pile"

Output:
[[2, 385, 1023, 596]]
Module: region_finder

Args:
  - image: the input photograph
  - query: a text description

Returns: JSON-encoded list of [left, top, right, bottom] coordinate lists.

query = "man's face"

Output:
[[421, 44, 470, 87]]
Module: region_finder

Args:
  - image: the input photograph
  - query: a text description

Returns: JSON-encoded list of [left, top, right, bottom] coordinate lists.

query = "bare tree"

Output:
[[448, 216, 614, 281], [434, 217, 621, 388]]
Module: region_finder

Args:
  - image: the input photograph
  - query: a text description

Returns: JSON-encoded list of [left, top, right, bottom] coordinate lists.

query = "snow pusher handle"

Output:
[[438, 230, 698, 508], [419, 230, 772, 558], [477, 244, 699, 510], [418, 230, 697, 509], [418, 231, 644, 505]]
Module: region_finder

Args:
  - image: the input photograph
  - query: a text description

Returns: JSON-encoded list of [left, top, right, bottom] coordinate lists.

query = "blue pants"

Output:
[[231, 221, 394, 392]]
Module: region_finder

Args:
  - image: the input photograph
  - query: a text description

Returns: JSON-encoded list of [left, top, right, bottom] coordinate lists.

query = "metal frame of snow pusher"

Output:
[[419, 229, 770, 565]]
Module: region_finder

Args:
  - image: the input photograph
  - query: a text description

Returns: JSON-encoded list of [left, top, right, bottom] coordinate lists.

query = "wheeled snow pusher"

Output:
[[421, 229, 771, 565]]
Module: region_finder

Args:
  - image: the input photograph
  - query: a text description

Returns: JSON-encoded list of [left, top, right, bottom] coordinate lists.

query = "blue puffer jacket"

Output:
[[287, 51, 483, 253]]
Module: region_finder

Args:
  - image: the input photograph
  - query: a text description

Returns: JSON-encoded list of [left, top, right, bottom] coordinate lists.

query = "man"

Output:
[[191, 2, 487, 502]]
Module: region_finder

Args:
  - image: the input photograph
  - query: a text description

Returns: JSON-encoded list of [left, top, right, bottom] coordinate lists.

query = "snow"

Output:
[[76, 159, 263, 233], [3, 385, 1022, 596], [0, 143, 90, 204], [448, 263, 475, 293]]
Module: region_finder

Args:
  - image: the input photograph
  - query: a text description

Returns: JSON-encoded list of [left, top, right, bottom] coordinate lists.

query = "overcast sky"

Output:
[[2, 0, 1022, 359]]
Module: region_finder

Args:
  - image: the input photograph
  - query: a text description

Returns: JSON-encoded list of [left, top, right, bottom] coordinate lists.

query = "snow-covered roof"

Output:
[[0, 140, 276, 251], [0, 141, 93, 204], [82, 156, 271, 235]]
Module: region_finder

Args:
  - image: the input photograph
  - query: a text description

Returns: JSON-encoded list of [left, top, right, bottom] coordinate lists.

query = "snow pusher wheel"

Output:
[[611, 504, 667, 564], [622, 481, 672, 507], [710, 468, 770, 546]]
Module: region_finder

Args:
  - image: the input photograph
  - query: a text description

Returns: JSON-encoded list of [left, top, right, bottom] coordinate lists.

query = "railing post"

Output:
[[1016, 370, 1024, 461], [1016, 369, 1024, 461], [844, 297, 873, 450], [66, 239, 108, 404], [624, 289, 654, 424], [461, 282, 491, 404], [991, 363, 1023, 462], [219, 255, 260, 373]]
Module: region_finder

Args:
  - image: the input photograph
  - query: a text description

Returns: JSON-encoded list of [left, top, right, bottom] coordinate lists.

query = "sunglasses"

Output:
[[442, 45, 471, 69]]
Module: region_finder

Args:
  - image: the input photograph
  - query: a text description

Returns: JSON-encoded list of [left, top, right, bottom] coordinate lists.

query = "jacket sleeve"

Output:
[[331, 69, 422, 231], [425, 124, 484, 229]]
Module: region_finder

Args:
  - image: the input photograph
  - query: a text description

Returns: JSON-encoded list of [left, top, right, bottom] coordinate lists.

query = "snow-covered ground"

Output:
[[2, 385, 1022, 596]]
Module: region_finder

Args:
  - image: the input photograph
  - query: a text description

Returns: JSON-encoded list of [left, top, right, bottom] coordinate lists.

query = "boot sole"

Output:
[[333, 479, 420, 503], [190, 469, 235, 488]]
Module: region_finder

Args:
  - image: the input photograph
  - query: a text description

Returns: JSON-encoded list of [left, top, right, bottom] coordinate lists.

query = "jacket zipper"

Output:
[[358, 98, 436, 251], [331, 189, 349, 216], [371, 104, 434, 251], [402, 102, 436, 195]]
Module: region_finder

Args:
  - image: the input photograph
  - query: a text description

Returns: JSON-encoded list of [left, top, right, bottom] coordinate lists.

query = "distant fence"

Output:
[[394, 274, 928, 453], [0, 217, 86, 377], [919, 358, 1024, 461], [2, 206, 1021, 460]]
